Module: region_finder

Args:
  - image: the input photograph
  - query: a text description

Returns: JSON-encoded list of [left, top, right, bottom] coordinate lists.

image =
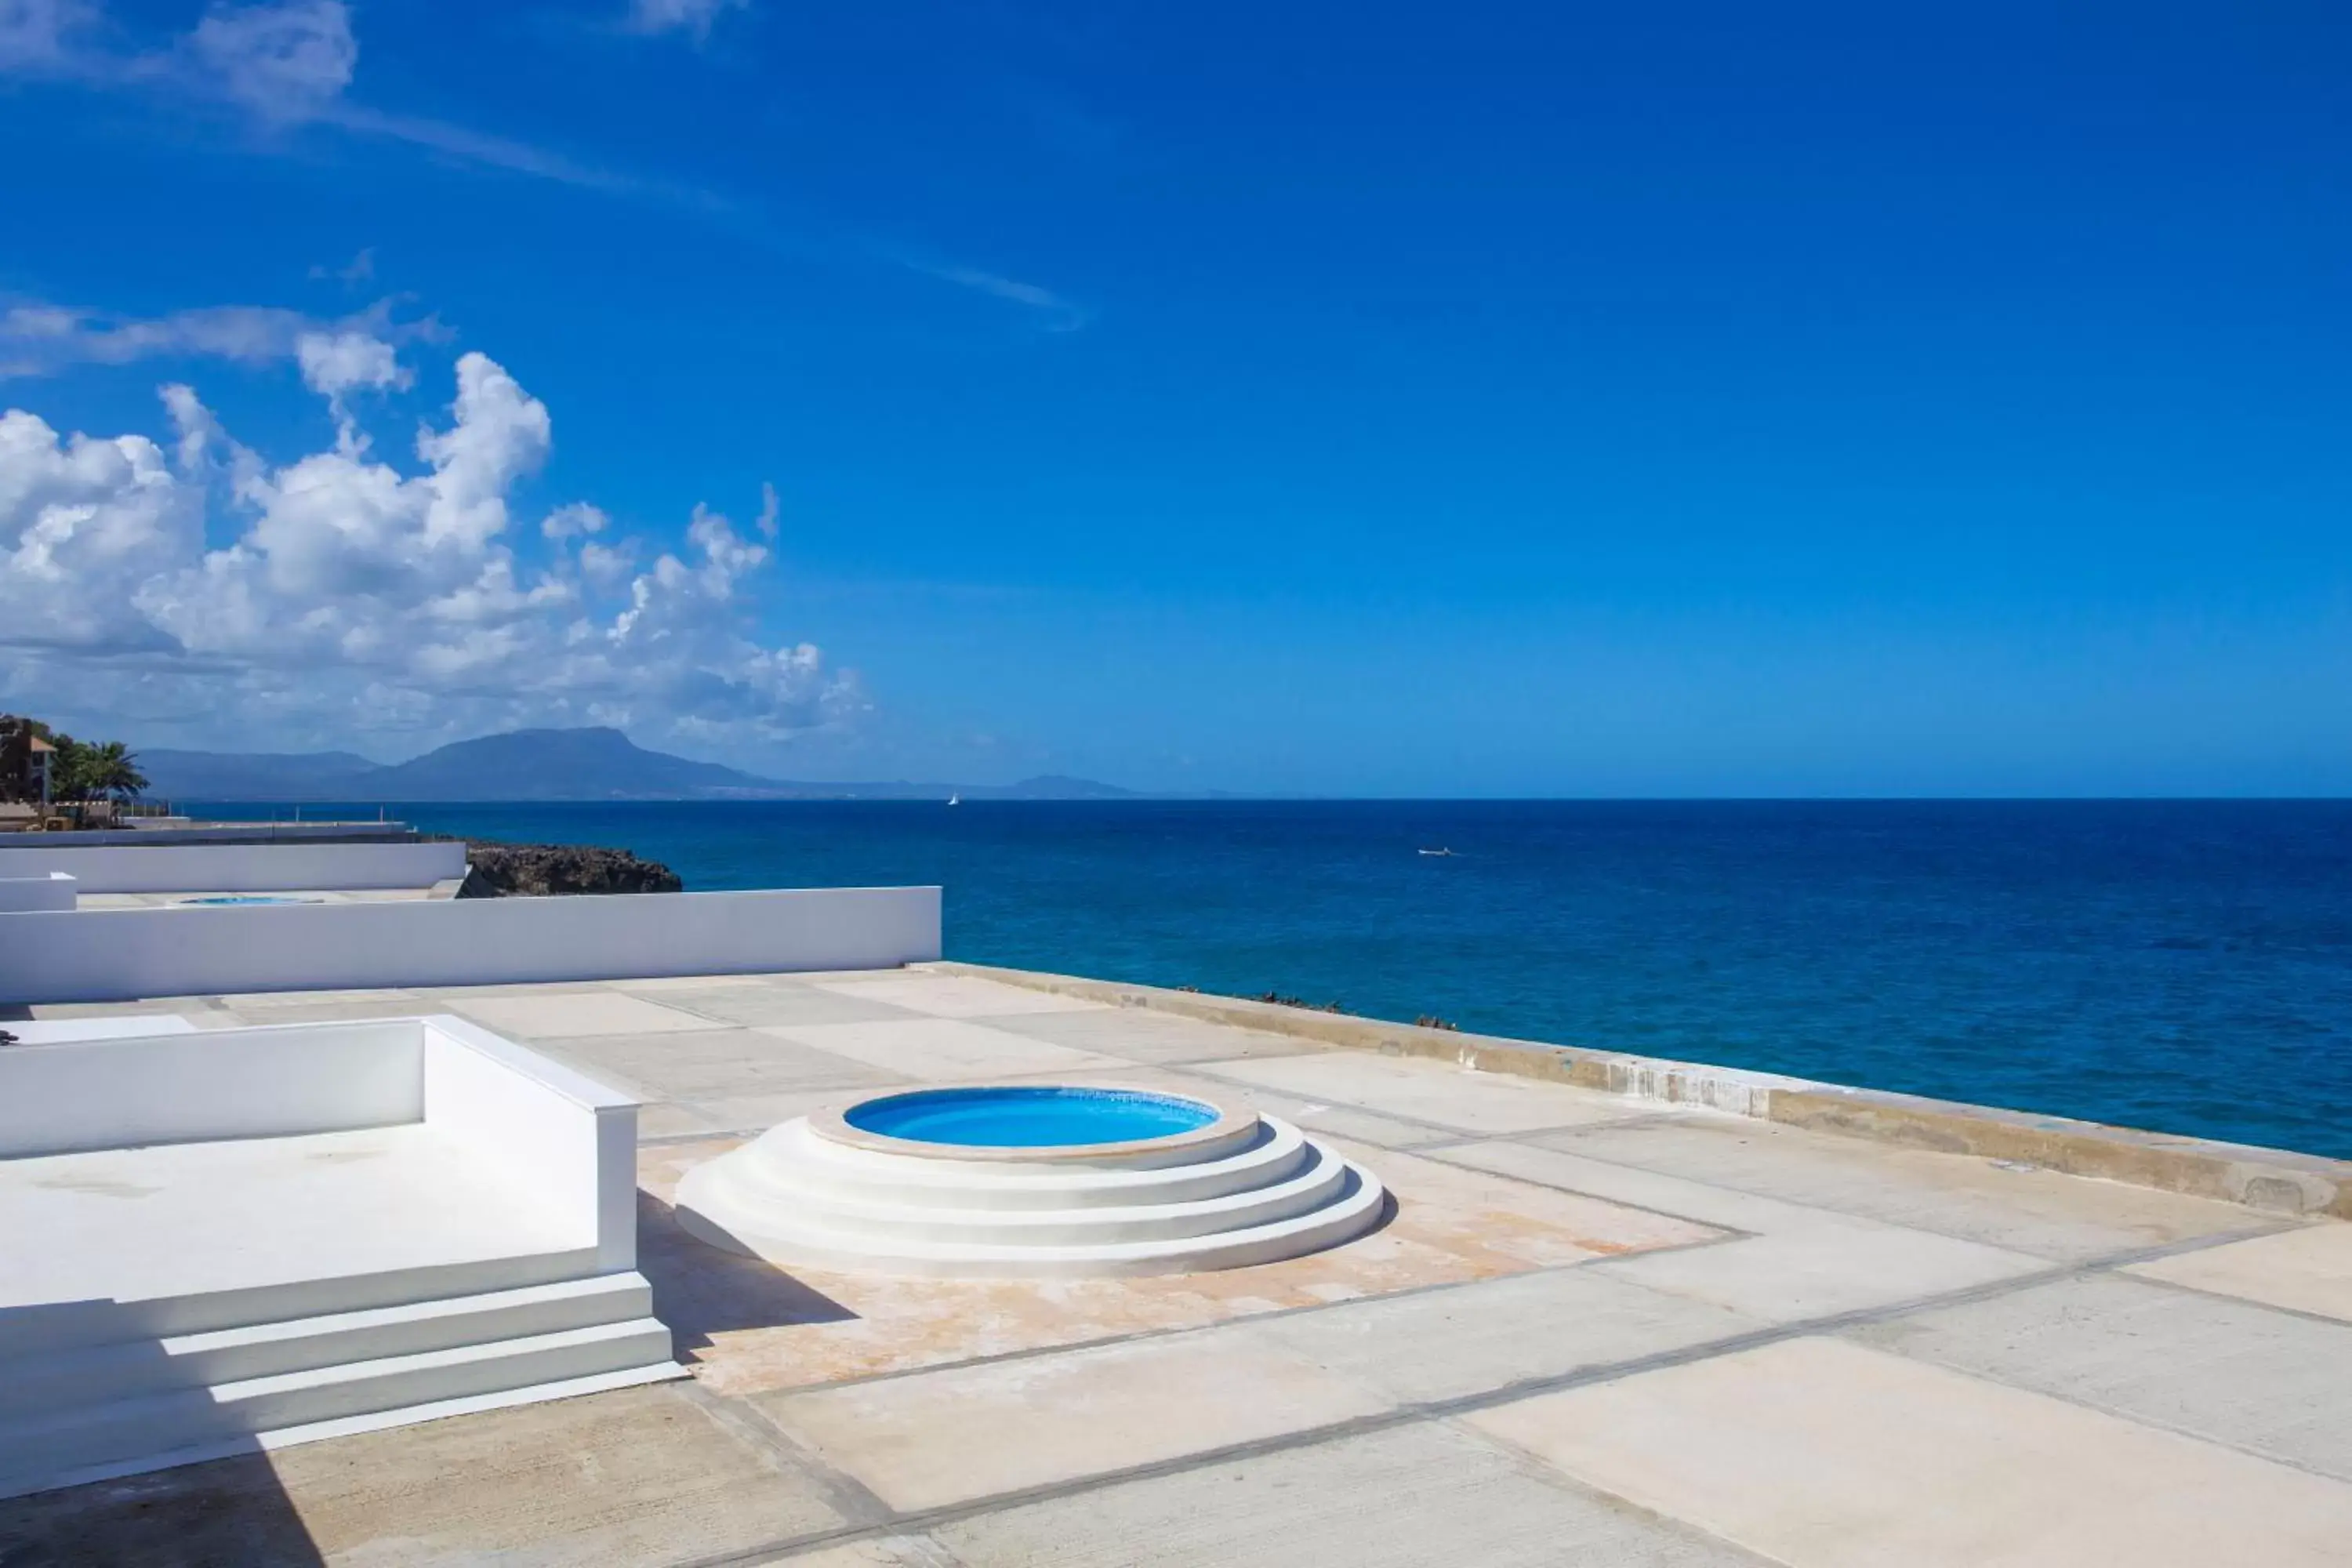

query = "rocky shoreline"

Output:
[[448, 839, 684, 898]]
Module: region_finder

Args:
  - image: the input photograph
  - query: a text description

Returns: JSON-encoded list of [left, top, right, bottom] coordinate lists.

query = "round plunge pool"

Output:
[[841, 1086, 1221, 1149]]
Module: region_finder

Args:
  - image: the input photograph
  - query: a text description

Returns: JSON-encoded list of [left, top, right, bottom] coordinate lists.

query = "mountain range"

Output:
[[138, 728, 1140, 803]]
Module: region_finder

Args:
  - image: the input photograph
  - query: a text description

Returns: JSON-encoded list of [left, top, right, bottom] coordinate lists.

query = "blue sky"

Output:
[[1, 2, 2346, 794]]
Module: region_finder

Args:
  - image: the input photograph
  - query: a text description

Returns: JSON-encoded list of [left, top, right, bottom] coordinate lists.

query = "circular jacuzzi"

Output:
[[842, 1086, 1221, 1148], [176, 895, 322, 906], [675, 1084, 1386, 1279]]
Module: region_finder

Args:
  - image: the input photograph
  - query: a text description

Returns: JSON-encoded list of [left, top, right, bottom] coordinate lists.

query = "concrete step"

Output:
[[0, 1272, 655, 1418], [682, 1156, 1388, 1279], [706, 1137, 1352, 1247], [0, 1305, 675, 1498]]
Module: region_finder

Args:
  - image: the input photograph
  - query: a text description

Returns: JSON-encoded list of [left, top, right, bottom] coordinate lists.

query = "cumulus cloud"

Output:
[[0, 347, 854, 747]]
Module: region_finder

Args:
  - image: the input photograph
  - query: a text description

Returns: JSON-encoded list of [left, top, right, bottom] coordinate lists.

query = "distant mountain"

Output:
[[359, 728, 773, 800], [138, 727, 1141, 803]]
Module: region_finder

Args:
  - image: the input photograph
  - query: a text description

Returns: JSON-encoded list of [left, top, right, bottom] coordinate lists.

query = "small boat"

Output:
[[946, 793, 961, 807], [1417, 847, 1454, 857]]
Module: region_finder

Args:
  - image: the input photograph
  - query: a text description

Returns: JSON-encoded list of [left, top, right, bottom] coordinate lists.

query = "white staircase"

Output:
[[0, 1272, 675, 1499]]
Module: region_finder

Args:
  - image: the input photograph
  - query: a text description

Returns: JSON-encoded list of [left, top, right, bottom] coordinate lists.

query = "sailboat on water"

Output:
[[947, 793, 961, 807]]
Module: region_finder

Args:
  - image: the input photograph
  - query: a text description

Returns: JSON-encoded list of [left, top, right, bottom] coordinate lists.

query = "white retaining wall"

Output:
[[0, 873, 74, 912], [0, 885, 942, 1004], [0, 840, 466, 893]]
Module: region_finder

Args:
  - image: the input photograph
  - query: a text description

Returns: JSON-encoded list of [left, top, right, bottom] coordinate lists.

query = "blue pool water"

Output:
[[844, 1087, 1221, 1147], [179, 895, 317, 906], [188, 800, 2352, 1156]]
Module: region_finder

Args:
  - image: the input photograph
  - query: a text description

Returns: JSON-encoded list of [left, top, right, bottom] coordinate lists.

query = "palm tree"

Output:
[[84, 742, 148, 805]]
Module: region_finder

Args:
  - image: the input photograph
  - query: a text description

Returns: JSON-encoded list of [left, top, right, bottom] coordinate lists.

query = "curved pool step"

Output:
[[674, 1111, 1388, 1279]]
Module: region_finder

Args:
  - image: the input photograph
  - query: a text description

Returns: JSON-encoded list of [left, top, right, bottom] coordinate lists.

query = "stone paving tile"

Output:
[[785, 1538, 963, 1566], [546, 1027, 906, 1102], [0, 1383, 849, 1568], [638, 1127, 1719, 1398], [649, 985, 928, 1029], [933, 1419, 1769, 1567], [1427, 1139, 2045, 1319], [1592, 1217, 2043, 1323], [759, 1018, 1127, 1082], [441, 991, 714, 1039], [1244, 1266, 1760, 1406], [220, 999, 446, 1025], [1849, 1273, 2352, 1481], [1537, 1117, 2273, 1262], [219, 987, 429, 1008], [1193, 1051, 1653, 1134], [1468, 1336, 2352, 1568], [2124, 1222, 2352, 1323], [980, 1006, 1327, 1065], [813, 974, 1112, 1018], [757, 1328, 1392, 1511]]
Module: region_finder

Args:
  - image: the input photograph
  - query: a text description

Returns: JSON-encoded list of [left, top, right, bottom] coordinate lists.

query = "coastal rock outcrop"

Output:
[[452, 840, 684, 898]]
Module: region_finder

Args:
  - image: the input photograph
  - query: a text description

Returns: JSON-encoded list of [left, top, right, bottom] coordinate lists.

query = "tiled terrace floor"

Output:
[[6, 966, 2351, 1565]]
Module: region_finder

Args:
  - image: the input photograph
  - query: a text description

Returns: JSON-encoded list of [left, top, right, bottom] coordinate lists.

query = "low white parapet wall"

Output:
[[0, 884, 942, 1003], [0, 840, 466, 894], [0, 873, 73, 913]]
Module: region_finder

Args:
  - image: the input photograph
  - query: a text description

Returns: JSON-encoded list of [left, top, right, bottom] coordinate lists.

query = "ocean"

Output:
[[196, 798, 2352, 1159]]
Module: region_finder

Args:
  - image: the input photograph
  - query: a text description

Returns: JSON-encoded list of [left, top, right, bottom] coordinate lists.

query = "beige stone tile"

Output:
[[1433, 1136, 1900, 1233], [445, 991, 715, 1039], [1195, 1051, 1646, 1134], [760, 1018, 1124, 1082], [2125, 1223, 2352, 1323], [222, 1000, 445, 1025], [683, 1086, 887, 1136], [1354, 1140, 1722, 1271], [0, 1383, 848, 1566], [1539, 1117, 2274, 1263], [1383, 1138, 2050, 1320], [1467, 1337, 2352, 1567], [935, 1419, 1762, 1567], [1850, 1274, 2352, 1481], [659, 985, 924, 1029], [981, 1007, 1324, 1066], [220, 987, 427, 1007], [549, 1027, 904, 1101], [759, 1330, 1391, 1510], [1247, 1267, 1759, 1406], [1594, 1217, 2042, 1322], [612, 973, 777, 993], [786, 1538, 963, 1567], [812, 974, 1111, 1018]]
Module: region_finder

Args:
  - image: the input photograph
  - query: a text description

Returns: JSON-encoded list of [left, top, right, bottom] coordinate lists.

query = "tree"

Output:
[[44, 735, 147, 819], [82, 742, 148, 804]]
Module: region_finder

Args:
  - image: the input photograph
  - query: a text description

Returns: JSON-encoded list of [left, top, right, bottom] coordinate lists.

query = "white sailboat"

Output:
[[947, 793, 961, 806]]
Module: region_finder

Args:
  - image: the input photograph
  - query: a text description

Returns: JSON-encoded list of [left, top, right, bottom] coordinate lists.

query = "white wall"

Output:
[[423, 1017, 640, 1271], [0, 840, 466, 893], [0, 1022, 424, 1158], [0, 873, 74, 912], [0, 884, 941, 1004]]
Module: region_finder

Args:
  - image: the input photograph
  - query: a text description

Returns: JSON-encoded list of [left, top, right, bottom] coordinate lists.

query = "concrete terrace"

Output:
[[8, 966, 2352, 1565]]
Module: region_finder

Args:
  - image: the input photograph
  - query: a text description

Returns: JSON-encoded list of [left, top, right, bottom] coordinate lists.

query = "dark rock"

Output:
[[450, 840, 684, 898]]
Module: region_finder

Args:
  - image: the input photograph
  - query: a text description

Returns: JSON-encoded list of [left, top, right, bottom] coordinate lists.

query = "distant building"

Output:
[[0, 714, 56, 808]]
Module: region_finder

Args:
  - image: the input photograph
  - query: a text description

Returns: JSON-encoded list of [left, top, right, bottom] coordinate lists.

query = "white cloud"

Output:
[[0, 347, 854, 748], [0, 0, 95, 71], [187, 0, 354, 122], [0, 296, 435, 382], [625, 0, 747, 41]]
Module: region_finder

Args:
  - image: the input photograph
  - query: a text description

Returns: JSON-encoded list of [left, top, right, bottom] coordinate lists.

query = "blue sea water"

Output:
[[198, 799, 2352, 1158]]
